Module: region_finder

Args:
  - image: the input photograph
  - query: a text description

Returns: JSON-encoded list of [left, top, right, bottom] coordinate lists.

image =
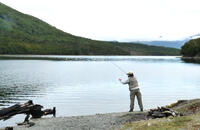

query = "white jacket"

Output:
[[121, 76, 138, 91]]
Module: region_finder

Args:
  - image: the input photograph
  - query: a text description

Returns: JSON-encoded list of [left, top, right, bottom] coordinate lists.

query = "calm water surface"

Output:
[[0, 56, 200, 127]]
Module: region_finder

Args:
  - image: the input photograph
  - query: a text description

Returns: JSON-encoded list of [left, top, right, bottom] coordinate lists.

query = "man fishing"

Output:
[[119, 72, 143, 112]]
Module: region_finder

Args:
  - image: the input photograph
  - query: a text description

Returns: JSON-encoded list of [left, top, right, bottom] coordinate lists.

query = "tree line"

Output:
[[181, 38, 200, 57]]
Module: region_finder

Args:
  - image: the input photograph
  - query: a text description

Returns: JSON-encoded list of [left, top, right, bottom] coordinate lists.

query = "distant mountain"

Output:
[[0, 2, 180, 55], [132, 34, 200, 49], [188, 33, 200, 39], [136, 40, 185, 49]]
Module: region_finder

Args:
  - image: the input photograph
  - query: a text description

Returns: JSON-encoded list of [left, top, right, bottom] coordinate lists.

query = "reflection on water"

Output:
[[0, 56, 200, 127], [0, 55, 181, 62], [0, 84, 44, 105]]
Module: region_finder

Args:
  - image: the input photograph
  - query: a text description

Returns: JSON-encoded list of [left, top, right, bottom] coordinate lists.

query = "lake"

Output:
[[0, 55, 200, 127]]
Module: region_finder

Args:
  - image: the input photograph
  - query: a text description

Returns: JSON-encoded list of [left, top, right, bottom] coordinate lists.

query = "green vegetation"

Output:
[[181, 38, 200, 63], [0, 55, 67, 61], [167, 99, 200, 115], [181, 38, 200, 57], [121, 115, 197, 130], [121, 99, 200, 130], [114, 43, 180, 55], [0, 2, 180, 55]]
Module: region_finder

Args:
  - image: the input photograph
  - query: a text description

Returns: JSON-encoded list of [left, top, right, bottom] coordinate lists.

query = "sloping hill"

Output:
[[0, 2, 180, 55], [181, 38, 200, 57]]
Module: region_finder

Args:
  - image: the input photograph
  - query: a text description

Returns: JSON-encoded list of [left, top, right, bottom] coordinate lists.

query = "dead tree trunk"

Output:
[[147, 107, 182, 118], [0, 100, 56, 122]]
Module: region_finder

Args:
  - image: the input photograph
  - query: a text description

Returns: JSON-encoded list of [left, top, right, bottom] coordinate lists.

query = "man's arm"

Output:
[[119, 78, 129, 84]]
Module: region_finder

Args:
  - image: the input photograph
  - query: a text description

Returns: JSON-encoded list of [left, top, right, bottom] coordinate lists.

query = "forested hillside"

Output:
[[0, 2, 180, 55], [181, 38, 200, 57]]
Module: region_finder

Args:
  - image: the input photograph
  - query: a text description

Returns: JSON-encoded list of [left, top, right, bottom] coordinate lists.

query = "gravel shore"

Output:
[[12, 111, 147, 130]]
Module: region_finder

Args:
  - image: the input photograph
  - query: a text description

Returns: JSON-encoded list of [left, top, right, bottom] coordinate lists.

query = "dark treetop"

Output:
[[181, 38, 200, 57]]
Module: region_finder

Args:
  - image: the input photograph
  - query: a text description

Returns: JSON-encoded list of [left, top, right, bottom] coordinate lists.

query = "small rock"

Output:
[[167, 118, 172, 122]]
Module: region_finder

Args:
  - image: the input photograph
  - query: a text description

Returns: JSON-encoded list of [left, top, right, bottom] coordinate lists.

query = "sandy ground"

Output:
[[10, 111, 147, 130]]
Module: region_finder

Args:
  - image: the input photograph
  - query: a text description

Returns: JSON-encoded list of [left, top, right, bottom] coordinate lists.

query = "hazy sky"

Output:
[[1, 0, 200, 41]]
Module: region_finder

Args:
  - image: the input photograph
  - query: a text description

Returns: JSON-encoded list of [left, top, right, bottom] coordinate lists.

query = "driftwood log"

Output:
[[147, 107, 182, 118], [0, 100, 56, 123]]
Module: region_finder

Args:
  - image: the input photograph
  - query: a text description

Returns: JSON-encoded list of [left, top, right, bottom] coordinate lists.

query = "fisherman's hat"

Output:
[[126, 71, 133, 75]]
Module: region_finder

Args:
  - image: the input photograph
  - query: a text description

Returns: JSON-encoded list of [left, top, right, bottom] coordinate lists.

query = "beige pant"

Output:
[[130, 89, 143, 111]]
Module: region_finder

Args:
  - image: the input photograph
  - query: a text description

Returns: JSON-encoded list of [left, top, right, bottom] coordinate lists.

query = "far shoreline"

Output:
[[181, 56, 200, 63], [0, 55, 181, 62]]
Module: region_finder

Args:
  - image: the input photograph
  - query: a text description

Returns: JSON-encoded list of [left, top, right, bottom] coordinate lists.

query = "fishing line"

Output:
[[109, 61, 126, 74]]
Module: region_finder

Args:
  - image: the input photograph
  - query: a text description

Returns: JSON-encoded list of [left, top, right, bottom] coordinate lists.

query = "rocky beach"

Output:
[[1, 99, 200, 130]]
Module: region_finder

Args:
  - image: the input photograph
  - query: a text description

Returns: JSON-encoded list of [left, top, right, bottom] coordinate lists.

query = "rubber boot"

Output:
[[129, 109, 133, 112]]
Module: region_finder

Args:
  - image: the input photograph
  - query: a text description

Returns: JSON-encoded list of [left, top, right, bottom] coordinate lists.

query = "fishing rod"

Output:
[[110, 61, 127, 74]]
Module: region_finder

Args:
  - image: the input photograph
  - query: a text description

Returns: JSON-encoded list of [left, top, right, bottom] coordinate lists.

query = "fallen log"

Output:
[[0, 100, 34, 121], [0, 100, 56, 122], [5, 127, 13, 130], [147, 107, 182, 119]]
